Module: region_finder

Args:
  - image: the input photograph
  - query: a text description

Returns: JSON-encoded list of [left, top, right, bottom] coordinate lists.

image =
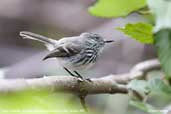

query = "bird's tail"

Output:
[[20, 31, 58, 51]]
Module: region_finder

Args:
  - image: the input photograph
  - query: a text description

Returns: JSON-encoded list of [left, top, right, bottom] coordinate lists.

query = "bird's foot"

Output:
[[74, 71, 92, 83], [85, 78, 92, 82], [76, 77, 92, 83], [76, 77, 84, 82], [63, 67, 91, 83]]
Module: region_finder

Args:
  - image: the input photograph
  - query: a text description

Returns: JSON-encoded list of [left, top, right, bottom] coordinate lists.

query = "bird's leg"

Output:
[[74, 71, 92, 82], [73, 71, 84, 82], [63, 67, 91, 82], [74, 71, 84, 79], [63, 67, 83, 81], [63, 67, 75, 76]]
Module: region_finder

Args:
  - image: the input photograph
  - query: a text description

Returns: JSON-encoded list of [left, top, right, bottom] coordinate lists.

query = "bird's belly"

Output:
[[57, 56, 96, 71]]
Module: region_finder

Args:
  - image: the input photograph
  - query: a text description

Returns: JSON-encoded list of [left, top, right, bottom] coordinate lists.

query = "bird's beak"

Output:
[[105, 40, 115, 43]]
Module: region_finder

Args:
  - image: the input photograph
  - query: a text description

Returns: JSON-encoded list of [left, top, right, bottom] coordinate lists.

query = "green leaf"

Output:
[[154, 29, 171, 77], [117, 22, 154, 44], [148, 78, 171, 96], [127, 80, 150, 97], [88, 0, 147, 18], [147, 0, 171, 32], [129, 100, 161, 114], [0, 90, 91, 114]]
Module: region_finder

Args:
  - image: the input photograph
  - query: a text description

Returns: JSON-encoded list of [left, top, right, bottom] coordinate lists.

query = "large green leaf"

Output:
[[117, 22, 154, 44], [88, 0, 147, 18], [154, 29, 171, 77], [148, 78, 171, 96]]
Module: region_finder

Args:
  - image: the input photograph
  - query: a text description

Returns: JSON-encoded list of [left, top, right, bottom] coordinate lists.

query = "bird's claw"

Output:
[[77, 77, 84, 82], [76, 77, 92, 83], [85, 78, 92, 82]]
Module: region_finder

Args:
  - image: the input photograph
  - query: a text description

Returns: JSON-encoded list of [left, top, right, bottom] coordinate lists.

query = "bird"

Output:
[[20, 31, 114, 81]]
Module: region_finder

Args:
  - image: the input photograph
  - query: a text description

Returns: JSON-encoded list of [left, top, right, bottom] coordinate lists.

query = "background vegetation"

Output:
[[0, 0, 170, 114]]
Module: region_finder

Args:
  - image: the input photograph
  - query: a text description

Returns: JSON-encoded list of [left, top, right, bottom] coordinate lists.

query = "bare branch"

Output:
[[0, 76, 128, 94], [0, 59, 161, 94], [131, 59, 160, 74]]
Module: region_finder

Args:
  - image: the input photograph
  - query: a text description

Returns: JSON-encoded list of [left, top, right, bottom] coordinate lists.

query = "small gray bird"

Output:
[[20, 31, 114, 80]]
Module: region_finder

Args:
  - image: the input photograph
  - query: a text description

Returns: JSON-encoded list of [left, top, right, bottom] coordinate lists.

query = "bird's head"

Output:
[[80, 33, 114, 46]]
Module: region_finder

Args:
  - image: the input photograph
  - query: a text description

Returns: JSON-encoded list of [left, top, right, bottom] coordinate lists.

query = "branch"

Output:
[[0, 75, 128, 94], [0, 59, 160, 94]]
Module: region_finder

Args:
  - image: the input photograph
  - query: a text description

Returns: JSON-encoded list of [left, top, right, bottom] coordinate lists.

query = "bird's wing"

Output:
[[43, 41, 82, 60]]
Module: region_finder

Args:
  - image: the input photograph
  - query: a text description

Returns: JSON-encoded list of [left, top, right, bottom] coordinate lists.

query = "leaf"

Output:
[[148, 78, 171, 96], [117, 22, 154, 44], [0, 90, 90, 114], [88, 0, 147, 18], [127, 80, 150, 97], [154, 29, 171, 77], [129, 100, 161, 114], [147, 0, 171, 32]]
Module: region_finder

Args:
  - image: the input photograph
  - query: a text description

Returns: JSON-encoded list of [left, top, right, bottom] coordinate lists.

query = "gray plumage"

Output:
[[20, 31, 114, 77]]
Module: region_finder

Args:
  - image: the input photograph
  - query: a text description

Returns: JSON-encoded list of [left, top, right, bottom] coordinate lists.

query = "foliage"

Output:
[[1, 0, 171, 114], [148, 77, 171, 96], [117, 22, 153, 44], [147, 0, 171, 32], [128, 77, 171, 99], [0, 90, 91, 114], [88, 0, 171, 113], [88, 1, 171, 114], [88, 0, 147, 18], [129, 100, 161, 114], [89, 0, 171, 77], [128, 76, 171, 114], [127, 80, 150, 98], [154, 29, 171, 77]]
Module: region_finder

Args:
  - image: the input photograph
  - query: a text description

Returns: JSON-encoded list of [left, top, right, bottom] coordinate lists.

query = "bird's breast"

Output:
[[58, 48, 99, 70]]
